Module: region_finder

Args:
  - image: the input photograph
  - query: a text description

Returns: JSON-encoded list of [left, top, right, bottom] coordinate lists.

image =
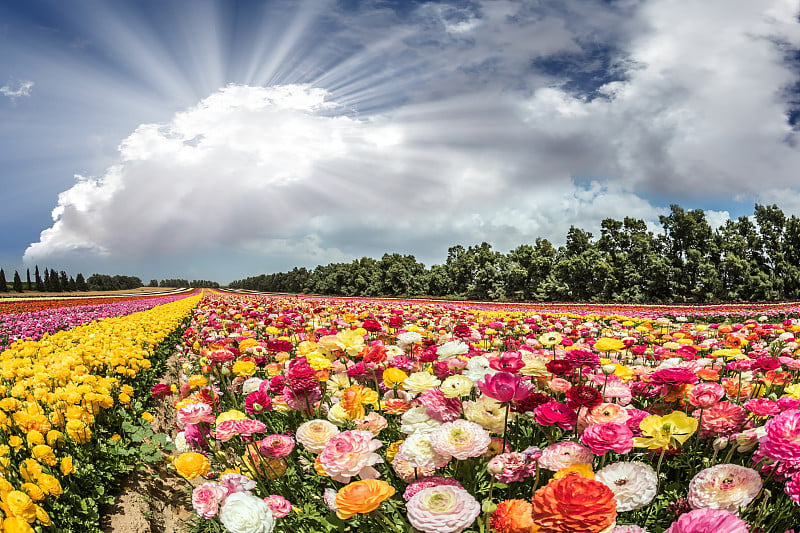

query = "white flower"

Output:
[[462, 356, 498, 383], [596, 461, 658, 512], [219, 491, 275, 533], [400, 406, 442, 435], [396, 331, 423, 346], [242, 377, 263, 394], [400, 431, 451, 468], [436, 340, 469, 360], [174, 431, 190, 453]]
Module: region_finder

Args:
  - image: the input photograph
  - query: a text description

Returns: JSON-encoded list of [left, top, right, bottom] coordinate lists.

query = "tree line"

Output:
[[228, 204, 800, 303], [0, 267, 219, 293]]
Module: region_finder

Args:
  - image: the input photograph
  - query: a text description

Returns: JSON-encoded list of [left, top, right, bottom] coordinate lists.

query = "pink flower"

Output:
[[405, 485, 481, 533], [744, 398, 779, 417], [693, 402, 746, 439], [245, 390, 272, 415], [538, 441, 593, 471], [419, 388, 463, 422], [533, 402, 577, 430], [430, 420, 491, 460], [355, 412, 389, 436], [686, 383, 725, 409], [487, 452, 536, 483], [263, 495, 292, 518], [319, 430, 384, 483], [624, 408, 650, 437], [214, 419, 268, 442], [612, 527, 650, 533], [403, 476, 464, 501], [760, 409, 800, 462], [580, 422, 634, 455], [579, 403, 630, 430], [664, 509, 748, 533], [477, 372, 533, 404], [785, 474, 800, 505], [177, 402, 215, 426], [649, 367, 698, 387], [687, 464, 762, 512], [192, 482, 229, 519], [219, 473, 257, 494], [259, 434, 295, 459]]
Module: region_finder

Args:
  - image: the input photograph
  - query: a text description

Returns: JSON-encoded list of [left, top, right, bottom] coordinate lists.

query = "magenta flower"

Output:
[[579, 422, 634, 455], [258, 434, 295, 459], [477, 372, 532, 404], [686, 382, 724, 409], [664, 509, 748, 533], [759, 409, 800, 462], [533, 402, 577, 430]]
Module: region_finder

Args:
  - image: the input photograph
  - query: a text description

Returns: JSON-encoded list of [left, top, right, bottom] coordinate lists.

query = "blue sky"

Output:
[[2, 0, 800, 283]]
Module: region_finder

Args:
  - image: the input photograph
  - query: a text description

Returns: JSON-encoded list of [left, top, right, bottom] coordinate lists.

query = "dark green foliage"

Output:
[[228, 203, 800, 303], [0, 269, 7, 292]]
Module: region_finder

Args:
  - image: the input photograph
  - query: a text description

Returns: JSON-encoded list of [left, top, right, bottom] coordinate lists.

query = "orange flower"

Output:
[[696, 368, 720, 382], [532, 475, 616, 533], [553, 463, 594, 480], [173, 452, 210, 479], [490, 499, 536, 533], [335, 479, 395, 519]]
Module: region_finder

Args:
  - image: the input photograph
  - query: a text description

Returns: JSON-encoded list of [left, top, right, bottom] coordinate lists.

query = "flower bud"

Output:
[[712, 436, 729, 451], [601, 364, 617, 375], [481, 500, 498, 514]]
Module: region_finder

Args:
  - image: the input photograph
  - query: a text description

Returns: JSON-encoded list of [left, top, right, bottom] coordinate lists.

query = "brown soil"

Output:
[[100, 349, 194, 533]]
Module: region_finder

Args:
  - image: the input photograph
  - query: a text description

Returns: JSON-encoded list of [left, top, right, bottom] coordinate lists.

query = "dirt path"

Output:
[[100, 350, 194, 533]]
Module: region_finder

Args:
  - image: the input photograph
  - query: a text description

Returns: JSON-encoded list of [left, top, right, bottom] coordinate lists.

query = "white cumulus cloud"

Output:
[[1, 80, 34, 100]]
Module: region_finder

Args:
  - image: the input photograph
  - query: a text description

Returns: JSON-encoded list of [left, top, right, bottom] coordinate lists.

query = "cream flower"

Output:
[[436, 340, 470, 360], [296, 419, 340, 454], [595, 461, 658, 512], [464, 396, 513, 434], [404, 372, 441, 394], [440, 375, 474, 398], [400, 432, 451, 468], [430, 420, 491, 460], [400, 406, 443, 435]]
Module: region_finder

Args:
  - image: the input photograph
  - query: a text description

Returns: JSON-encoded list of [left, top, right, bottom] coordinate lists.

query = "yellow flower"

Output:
[[593, 337, 626, 353], [538, 332, 563, 346], [215, 409, 246, 425], [46, 430, 64, 448], [383, 368, 408, 389], [3, 516, 35, 533], [35, 474, 62, 497], [35, 504, 51, 526], [20, 483, 44, 502], [553, 462, 595, 479], [60, 456, 74, 476], [31, 445, 56, 467], [188, 375, 208, 388], [633, 411, 698, 450], [8, 436, 23, 451], [231, 360, 256, 377], [65, 419, 92, 444], [613, 364, 635, 382], [783, 383, 800, 399], [141, 412, 154, 423], [4, 490, 36, 521]]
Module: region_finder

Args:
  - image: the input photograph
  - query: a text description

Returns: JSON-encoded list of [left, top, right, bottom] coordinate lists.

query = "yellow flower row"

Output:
[[0, 294, 201, 529]]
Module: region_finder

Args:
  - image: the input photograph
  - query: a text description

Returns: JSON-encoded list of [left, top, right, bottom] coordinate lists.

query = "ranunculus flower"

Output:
[[759, 408, 800, 462], [490, 499, 535, 533], [430, 419, 491, 460], [633, 411, 698, 449], [263, 495, 292, 518], [692, 401, 746, 439], [538, 441, 593, 471], [566, 385, 603, 411], [219, 491, 275, 533], [533, 402, 577, 430], [487, 452, 536, 483], [686, 382, 725, 408], [318, 430, 383, 483], [258, 434, 295, 458], [664, 508, 748, 533], [403, 476, 464, 501], [296, 419, 339, 454], [405, 485, 481, 533], [177, 402, 215, 426], [687, 464, 762, 512], [595, 461, 658, 512], [477, 372, 533, 404], [192, 482, 229, 519], [649, 367, 698, 386], [335, 479, 396, 519], [174, 452, 210, 480], [580, 422, 633, 455], [220, 473, 257, 494], [532, 475, 617, 533]]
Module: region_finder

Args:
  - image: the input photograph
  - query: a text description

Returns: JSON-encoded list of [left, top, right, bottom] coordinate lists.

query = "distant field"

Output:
[[0, 287, 181, 299]]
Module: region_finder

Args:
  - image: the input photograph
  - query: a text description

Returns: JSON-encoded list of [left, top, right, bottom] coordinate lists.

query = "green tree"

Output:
[[26, 269, 32, 290], [75, 273, 88, 291], [12, 271, 23, 293], [0, 269, 7, 292], [34, 266, 44, 292]]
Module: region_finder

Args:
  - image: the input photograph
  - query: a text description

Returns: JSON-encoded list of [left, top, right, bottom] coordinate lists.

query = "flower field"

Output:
[[0, 291, 197, 351], [154, 291, 800, 533], [0, 291, 201, 531]]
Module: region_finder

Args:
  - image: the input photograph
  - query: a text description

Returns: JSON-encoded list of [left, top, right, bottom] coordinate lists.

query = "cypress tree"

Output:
[[75, 273, 88, 291], [59, 271, 69, 291], [12, 271, 22, 293], [34, 266, 44, 292], [0, 269, 7, 292], [49, 269, 61, 292], [26, 269, 32, 290], [43, 269, 51, 291]]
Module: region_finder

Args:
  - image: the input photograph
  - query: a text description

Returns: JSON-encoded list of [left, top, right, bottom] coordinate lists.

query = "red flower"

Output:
[[566, 386, 602, 411]]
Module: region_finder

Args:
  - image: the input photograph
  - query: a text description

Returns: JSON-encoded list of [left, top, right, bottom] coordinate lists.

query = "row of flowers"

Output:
[[0, 290, 201, 352], [0, 292, 201, 531], [155, 291, 800, 533], [0, 291, 193, 315]]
